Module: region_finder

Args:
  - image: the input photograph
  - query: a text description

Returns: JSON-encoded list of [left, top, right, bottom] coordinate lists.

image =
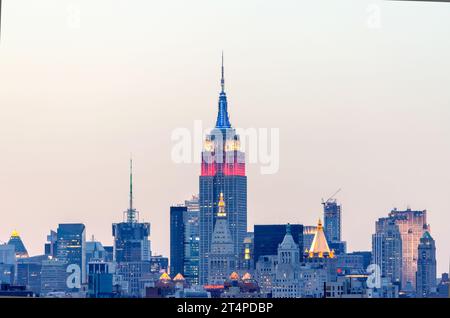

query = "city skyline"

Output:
[[1, 0, 450, 278]]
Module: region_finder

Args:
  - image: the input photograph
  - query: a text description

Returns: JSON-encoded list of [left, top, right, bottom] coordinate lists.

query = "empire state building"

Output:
[[199, 55, 247, 285]]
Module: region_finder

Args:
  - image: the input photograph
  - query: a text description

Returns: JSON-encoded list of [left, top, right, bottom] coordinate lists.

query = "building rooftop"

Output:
[[307, 219, 334, 258]]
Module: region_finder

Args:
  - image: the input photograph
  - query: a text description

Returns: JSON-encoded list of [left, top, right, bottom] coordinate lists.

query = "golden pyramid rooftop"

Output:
[[242, 272, 252, 281], [307, 219, 334, 258], [173, 273, 185, 281], [11, 230, 20, 238], [159, 272, 171, 281], [229, 272, 240, 281]]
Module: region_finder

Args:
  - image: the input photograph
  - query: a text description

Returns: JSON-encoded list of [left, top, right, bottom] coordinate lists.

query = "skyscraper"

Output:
[[56, 223, 86, 284], [112, 159, 151, 263], [199, 55, 247, 284], [183, 196, 200, 285], [416, 231, 437, 298], [207, 193, 236, 285], [388, 208, 429, 290], [323, 200, 341, 242], [170, 205, 186, 276], [7, 230, 29, 258], [170, 195, 200, 284], [372, 217, 402, 285], [323, 199, 346, 255]]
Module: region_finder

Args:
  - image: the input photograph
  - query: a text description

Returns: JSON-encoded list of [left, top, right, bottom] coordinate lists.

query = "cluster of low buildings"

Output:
[[169, 194, 449, 298], [1, 193, 448, 298], [0, 167, 169, 298]]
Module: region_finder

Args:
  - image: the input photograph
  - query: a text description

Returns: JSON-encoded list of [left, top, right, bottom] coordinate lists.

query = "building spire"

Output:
[[286, 223, 291, 235], [317, 218, 323, 229], [308, 218, 333, 258], [129, 156, 133, 211], [217, 192, 226, 217], [215, 52, 232, 129], [125, 155, 138, 223], [221, 51, 225, 93]]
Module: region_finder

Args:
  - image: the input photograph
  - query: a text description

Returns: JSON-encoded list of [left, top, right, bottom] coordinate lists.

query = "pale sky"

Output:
[[0, 0, 449, 274]]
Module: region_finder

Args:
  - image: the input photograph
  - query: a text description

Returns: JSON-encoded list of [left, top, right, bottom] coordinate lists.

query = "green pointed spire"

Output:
[[286, 223, 291, 235], [422, 231, 433, 240]]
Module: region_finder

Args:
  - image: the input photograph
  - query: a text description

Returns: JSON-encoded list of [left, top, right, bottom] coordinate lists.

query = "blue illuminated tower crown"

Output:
[[215, 52, 232, 129]]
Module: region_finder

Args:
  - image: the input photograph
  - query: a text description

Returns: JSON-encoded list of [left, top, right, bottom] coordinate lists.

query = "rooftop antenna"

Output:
[[221, 51, 225, 93], [124, 155, 139, 223], [129, 156, 133, 211]]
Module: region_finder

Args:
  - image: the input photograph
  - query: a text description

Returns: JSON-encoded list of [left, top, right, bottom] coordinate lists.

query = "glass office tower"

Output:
[[56, 223, 86, 284]]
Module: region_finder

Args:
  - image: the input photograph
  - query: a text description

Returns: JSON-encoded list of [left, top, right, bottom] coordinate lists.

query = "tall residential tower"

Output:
[[372, 217, 403, 285], [323, 198, 346, 255]]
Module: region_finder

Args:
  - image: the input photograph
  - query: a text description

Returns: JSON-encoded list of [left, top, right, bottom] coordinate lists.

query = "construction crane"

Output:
[[321, 188, 341, 206]]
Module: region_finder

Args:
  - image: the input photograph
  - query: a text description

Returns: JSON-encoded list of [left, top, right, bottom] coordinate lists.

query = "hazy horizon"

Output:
[[1, 0, 449, 274]]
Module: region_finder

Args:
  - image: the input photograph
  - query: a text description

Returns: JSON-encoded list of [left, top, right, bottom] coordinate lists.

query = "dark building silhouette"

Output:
[[17, 255, 49, 295], [416, 231, 437, 297], [57, 223, 86, 284], [170, 205, 187, 277], [254, 224, 304, 267], [170, 196, 200, 284]]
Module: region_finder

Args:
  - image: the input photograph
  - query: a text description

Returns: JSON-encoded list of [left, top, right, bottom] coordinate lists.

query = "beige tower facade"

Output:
[[388, 208, 429, 291]]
